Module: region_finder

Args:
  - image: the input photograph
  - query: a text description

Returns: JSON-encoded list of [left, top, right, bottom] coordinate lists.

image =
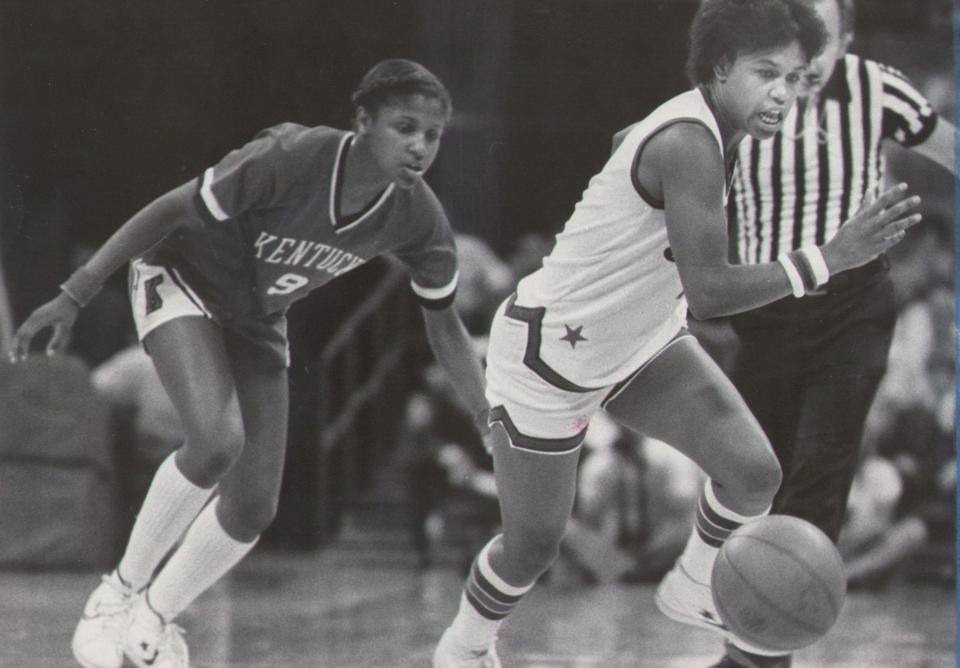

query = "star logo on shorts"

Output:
[[560, 324, 587, 349]]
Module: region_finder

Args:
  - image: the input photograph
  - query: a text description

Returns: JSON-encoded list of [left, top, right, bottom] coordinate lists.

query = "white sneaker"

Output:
[[655, 565, 728, 635], [655, 565, 784, 657], [72, 572, 136, 668], [432, 626, 501, 668], [123, 596, 189, 668]]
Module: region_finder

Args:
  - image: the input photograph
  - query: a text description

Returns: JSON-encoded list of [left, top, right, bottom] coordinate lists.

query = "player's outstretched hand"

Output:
[[822, 183, 922, 275], [9, 293, 80, 363]]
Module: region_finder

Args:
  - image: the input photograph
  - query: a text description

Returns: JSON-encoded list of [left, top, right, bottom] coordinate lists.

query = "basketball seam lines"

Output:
[[723, 536, 841, 632]]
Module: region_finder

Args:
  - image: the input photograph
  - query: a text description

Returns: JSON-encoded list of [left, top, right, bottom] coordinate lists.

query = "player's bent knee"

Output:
[[219, 494, 279, 541], [745, 450, 782, 498], [727, 446, 781, 504], [197, 439, 244, 481], [181, 414, 246, 482]]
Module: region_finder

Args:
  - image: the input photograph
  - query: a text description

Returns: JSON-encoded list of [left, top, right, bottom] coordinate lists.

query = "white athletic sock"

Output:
[[678, 480, 769, 585], [146, 500, 258, 620], [117, 452, 214, 590], [451, 535, 535, 651]]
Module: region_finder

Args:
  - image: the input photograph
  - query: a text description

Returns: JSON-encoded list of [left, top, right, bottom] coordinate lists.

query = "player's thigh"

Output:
[[489, 422, 581, 547], [218, 336, 290, 507], [604, 335, 774, 482], [143, 315, 241, 439]]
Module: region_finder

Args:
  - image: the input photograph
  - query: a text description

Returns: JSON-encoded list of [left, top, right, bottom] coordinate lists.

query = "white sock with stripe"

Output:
[[678, 480, 769, 585], [117, 452, 214, 590], [451, 535, 535, 651], [146, 500, 258, 621]]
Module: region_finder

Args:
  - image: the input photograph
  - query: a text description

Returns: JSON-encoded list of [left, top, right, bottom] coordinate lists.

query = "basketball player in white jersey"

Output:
[[433, 1, 922, 665]]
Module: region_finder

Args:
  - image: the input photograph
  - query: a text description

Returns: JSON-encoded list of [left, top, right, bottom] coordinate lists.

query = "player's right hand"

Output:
[[821, 183, 922, 275], [9, 292, 80, 363]]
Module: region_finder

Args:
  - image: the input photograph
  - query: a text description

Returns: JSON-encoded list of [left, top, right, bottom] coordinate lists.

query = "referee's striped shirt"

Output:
[[727, 53, 938, 265]]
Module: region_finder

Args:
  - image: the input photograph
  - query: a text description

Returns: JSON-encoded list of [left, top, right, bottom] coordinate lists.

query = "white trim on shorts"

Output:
[[130, 259, 212, 340]]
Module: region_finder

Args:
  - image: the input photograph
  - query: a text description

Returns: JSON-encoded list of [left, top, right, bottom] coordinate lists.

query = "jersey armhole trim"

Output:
[[631, 118, 717, 211]]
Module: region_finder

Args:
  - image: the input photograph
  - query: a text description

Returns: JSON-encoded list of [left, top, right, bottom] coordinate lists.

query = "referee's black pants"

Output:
[[727, 257, 896, 543]]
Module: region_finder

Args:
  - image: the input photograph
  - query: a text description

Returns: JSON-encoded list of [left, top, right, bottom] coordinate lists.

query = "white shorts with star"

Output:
[[484, 294, 688, 455]]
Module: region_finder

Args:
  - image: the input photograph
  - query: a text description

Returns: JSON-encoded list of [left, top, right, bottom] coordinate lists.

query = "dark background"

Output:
[[1, 0, 953, 320]]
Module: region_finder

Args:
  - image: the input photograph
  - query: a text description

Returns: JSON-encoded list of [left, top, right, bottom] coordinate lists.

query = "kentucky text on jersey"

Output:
[[146, 125, 459, 319], [253, 232, 366, 277]]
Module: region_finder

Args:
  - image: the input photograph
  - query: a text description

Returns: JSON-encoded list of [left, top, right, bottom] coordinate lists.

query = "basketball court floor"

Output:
[[1, 541, 954, 668]]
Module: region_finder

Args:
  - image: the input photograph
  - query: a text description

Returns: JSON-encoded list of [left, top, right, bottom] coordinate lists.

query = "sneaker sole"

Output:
[[654, 587, 729, 635], [655, 588, 787, 658]]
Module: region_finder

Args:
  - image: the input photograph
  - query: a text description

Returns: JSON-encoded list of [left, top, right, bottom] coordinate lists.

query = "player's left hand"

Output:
[[9, 292, 80, 363]]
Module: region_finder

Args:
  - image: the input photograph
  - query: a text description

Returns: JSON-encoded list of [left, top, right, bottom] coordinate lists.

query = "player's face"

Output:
[[802, 0, 851, 96], [722, 42, 808, 140], [358, 94, 447, 189]]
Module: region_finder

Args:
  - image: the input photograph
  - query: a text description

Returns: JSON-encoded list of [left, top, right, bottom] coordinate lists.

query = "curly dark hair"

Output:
[[351, 59, 452, 118], [686, 0, 827, 85]]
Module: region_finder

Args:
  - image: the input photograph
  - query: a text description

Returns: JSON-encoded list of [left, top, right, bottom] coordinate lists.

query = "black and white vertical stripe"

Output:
[[728, 54, 937, 265]]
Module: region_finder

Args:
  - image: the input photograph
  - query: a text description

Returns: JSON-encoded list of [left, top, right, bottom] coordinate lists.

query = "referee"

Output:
[[714, 1, 955, 667]]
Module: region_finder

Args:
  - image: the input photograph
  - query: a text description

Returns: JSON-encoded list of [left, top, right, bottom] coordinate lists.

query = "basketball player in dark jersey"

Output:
[[12, 59, 492, 668]]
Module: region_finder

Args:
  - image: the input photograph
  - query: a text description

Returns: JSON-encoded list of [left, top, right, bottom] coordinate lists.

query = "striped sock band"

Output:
[[464, 537, 534, 621], [680, 480, 771, 584], [695, 480, 766, 548]]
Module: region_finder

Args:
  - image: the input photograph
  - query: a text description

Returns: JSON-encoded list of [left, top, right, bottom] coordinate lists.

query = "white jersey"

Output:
[[512, 88, 725, 389]]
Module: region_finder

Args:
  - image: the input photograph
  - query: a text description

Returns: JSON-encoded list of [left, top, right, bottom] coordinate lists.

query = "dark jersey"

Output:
[[145, 124, 458, 321]]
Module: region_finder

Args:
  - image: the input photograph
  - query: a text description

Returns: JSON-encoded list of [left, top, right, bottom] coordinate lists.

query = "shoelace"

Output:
[[98, 574, 133, 603], [91, 575, 134, 632]]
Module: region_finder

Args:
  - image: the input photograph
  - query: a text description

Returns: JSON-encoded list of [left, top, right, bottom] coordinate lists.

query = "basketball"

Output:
[[711, 515, 847, 653]]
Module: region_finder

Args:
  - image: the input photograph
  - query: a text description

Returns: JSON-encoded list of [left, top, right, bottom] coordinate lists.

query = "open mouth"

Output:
[[758, 110, 783, 127]]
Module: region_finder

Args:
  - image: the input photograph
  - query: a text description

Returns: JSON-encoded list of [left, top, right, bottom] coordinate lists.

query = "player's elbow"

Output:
[[684, 287, 727, 320]]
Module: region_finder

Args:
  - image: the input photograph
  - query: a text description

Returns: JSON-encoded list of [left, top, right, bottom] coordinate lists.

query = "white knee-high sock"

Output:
[[678, 480, 770, 585], [117, 452, 214, 590], [449, 535, 535, 651], [146, 500, 258, 621]]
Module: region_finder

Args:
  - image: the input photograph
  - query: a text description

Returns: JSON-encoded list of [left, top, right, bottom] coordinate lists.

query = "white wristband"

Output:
[[778, 254, 805, 298], [800, 246, 830, 287]]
